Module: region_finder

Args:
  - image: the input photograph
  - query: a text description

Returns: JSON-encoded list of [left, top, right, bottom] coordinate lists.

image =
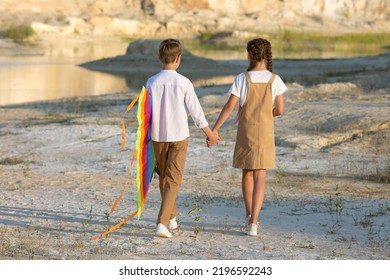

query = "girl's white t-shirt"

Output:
[[229, 70, 287, 107]]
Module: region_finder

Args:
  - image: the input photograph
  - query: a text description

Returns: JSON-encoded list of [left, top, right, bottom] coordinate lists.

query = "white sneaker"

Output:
[[155, 224, 173, 238], [245, 223, 258, 236], [168, 217, 178, 230]]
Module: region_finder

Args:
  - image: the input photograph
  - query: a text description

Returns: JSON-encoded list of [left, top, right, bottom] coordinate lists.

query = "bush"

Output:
[[4, 25, 35, 43]]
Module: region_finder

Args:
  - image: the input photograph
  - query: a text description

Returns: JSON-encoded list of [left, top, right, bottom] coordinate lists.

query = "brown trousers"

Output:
[[153, 138, 188, 226]]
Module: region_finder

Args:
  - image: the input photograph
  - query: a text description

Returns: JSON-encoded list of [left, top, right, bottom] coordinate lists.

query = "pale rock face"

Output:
[[89, 17, 162, 36], [206, 0, 244, 15], [1, 0, 389, 37], [300, 0, 389, 20]]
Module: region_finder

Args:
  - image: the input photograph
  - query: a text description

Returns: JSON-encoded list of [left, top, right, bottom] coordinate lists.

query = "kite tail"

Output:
[[109, 151, 137, 213], [91, 210, 138, 240], [92, 86, 154, 240], [121, 91, 141, 148], [110, 90, 141, 214]]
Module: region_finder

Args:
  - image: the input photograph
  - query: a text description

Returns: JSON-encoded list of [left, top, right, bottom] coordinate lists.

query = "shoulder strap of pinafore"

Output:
[[268, 73, 276, 84], [244, 71, 252, 84]]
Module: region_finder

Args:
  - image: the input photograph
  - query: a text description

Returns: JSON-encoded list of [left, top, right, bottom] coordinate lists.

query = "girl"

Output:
[[212, 38, 287, 236]]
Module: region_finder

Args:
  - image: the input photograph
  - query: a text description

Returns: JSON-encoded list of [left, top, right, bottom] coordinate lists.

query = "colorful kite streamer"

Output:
[[92, 86, 155, 240]]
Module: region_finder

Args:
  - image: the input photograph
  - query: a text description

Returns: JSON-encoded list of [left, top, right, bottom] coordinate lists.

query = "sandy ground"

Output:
[[0, 46, 390, 260]]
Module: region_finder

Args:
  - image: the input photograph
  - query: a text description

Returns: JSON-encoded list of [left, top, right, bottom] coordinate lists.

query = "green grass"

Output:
[[199, 30, 215, 41], [0, 157, 27, 165], [185, 30, 390, 58], [376, 165, 390, 184], [270, 30, 390, 58], [3, 24, 35, 43], [274, 29, 390, 45], [121, 30, 390, 58]]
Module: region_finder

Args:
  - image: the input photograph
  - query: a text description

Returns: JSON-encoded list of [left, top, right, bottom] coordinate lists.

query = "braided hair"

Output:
[[246, 38, 272, 72]]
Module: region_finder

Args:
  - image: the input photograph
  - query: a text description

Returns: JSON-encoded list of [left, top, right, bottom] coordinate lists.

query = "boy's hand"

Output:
[[206, 131, 220, 147]]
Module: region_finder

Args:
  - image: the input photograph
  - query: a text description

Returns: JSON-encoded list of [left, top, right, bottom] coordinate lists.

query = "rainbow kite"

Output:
[[92, 86, 155, 240]]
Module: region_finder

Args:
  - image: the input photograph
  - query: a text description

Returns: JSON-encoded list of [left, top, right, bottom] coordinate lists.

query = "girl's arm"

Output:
[[273, 94, 284, 117], [213, 94, 239, 133]]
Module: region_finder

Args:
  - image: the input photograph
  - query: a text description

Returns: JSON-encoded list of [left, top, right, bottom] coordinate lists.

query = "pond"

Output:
[[0, 41, 129, 106]]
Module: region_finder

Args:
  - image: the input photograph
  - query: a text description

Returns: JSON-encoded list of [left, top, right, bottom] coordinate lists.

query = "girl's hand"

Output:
[[206, 131, 220, 147]]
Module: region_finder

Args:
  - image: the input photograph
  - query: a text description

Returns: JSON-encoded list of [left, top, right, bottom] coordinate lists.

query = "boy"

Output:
[[146, 39, 219, 238]]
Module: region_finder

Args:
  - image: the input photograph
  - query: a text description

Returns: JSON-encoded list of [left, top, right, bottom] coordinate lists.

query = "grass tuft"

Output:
[[0, 157, 27, 165]]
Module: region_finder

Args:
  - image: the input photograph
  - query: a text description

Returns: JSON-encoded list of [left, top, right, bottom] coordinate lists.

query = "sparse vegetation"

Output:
[[0, 157, 26, 165], [327, 186, 344, 221], [273, 30, 390, 58], [376, 164, 390, 184], [199, 30, 215, 41], [104, 211, 112, 238], [188, 201, 202, 238], [191, 30, 390, 58], [3, 24, 35, 43], [82, 205, 93, 236], [22, 162, 30, 177]]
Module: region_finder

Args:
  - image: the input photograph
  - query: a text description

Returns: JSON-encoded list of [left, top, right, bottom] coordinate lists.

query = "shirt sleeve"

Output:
[[184, 82, 209, 128], [229, 73, 245, 98], [274, 75, 288, 96]]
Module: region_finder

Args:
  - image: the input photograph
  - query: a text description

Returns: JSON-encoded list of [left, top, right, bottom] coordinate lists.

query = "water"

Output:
[[0, 40, 387, 106], [0, 41, 242, 106], [0, 41, 129, 106]]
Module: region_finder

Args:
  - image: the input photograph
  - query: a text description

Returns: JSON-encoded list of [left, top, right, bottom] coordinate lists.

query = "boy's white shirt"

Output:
[[229, 70, 287, 107], [146, 70, 208, 142]]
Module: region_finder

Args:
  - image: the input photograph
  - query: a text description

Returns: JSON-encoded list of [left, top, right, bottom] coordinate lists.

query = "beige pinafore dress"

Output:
[[233, 72, 276, 170]]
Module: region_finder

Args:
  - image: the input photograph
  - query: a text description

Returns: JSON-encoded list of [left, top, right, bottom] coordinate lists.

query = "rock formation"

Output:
[[0, 0, 389, 39]]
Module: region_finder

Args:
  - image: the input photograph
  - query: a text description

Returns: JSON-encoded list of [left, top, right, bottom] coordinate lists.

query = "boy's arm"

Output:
[[183, 83, 220, 146], [184, 86, 209, 128]]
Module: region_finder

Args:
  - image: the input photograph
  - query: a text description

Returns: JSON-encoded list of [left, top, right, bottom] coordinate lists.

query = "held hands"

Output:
[[206, 130, 220, 148]]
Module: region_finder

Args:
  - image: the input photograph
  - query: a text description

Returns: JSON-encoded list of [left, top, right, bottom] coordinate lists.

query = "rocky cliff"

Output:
[[1, 0, 389, 39]]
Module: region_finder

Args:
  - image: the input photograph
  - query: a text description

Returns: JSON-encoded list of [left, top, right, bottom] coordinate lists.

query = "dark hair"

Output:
[[246, 38, 272, 72], [158, 39, 182, 64]]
